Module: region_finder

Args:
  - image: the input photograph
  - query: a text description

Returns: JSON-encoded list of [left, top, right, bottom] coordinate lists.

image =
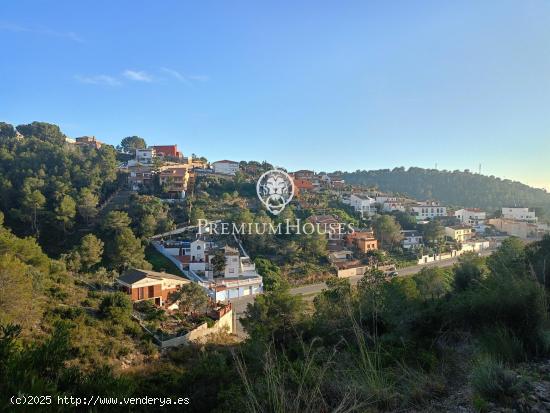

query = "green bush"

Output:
[[471, 356, 520, 403], [477, 326, 525, 363], [99, 292, 132, 323]]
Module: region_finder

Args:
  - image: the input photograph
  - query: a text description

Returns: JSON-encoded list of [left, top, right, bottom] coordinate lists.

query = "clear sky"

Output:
[[1, 1, 549, 189]]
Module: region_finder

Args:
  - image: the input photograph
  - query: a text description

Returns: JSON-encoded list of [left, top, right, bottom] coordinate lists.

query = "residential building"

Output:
[[488, 218, 539, 239], [345, 230, 378, 253], [401, 230, 423, 249], [410, 201, 447, 221], [159, 166, 190, 198], [307, 214, 344, 241], [328, 175, 345, 189], [349, 194, 376, 217], [153, 145, 182, 159], [116, 268, 190, 307], [75, 135, 102, 149], [293, 170, 315, 180], [502, 207, 537, 223], [333, 260, 369, 278], [375, 196, 399, 204], [454, 208, 486, 226], [293, 178, 315, 192], [212, 160, 239, 175], [127, 165, 153, 191], [382, 201, 406, 212], [135, 147, 155, 164], [445, 225, 473, 242], [184, 237, 263, 301]]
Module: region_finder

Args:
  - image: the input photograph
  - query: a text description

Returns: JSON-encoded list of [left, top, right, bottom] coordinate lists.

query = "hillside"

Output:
[[340, 167, 550, 214]]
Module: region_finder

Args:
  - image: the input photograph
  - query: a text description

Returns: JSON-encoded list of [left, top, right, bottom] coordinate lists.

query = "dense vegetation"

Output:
[[0, 121, 121, 254], [4, 204, 550, 411], [4, 120, 550, 412], [341, 167, 550, 216]]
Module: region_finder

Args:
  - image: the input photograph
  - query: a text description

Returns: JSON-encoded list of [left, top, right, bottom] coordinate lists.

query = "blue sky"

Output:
[[1, 1, 549, 189]]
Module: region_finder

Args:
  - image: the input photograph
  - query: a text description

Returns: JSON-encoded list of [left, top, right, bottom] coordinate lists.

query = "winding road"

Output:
[[230, 249, 495, 337]]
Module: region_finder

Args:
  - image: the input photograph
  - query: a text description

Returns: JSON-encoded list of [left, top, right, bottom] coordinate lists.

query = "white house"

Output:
[[186, 239, 263, 301], [349, 194, 376, 217], [375, 196, 399, 204], [382, 201, 406, 212], [212, 160, 239, 176], [401, 230, 423, 249], [410, 201, 447, 221], [136, 148, 155, 164], [454, 208, 486, 226], [502, 207, 537, 223]]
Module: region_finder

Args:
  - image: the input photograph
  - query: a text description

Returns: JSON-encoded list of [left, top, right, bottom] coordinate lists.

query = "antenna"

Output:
[[478, 163, 481, 174]]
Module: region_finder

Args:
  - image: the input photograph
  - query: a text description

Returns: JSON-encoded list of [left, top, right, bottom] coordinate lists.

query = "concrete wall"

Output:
[[337, 266, 367, 278], [417, 241, 491, 265]]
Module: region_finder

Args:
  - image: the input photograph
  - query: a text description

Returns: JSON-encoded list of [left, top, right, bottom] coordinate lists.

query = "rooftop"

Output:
[[117, 268, 189, 285]]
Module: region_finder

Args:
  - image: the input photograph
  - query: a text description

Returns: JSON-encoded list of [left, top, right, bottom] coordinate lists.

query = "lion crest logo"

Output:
[[256, 169, 294, 215]]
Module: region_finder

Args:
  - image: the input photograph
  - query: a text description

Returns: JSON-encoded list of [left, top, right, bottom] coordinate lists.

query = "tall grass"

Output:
[[471, 355, 520, 403], [348, 308, 395, 408], [234, 337, 358, 413]]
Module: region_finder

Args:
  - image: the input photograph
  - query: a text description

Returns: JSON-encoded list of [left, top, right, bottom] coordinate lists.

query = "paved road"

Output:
[[230, 249, 495, 337]]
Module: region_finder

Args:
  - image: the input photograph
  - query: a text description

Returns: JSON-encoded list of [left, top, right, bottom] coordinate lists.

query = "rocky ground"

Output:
[[416, 359, 550, 413]]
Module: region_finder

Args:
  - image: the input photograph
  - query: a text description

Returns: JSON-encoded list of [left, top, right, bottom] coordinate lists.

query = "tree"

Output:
[[99, 292, 132, 321], [169, 283, 208, 315], [77, 188, 99, 225], [139, 214, 157, 238], [189, 207, 206, 225], [453, 252, 484, 291], [392, 211, 417, 230], [0, 255, 34, 328], [422, 220, 444, 245], [298, 231, 328, 258], [120, 136, 146, 153], [78, 234, 104, 271], [16, 122, 66, 144], [55, 195, 76, 234], [373, 215, 402, 248], [108, 228, 148, 271], [102, 211, 132, 235], [254, 258, 287, 291], [0, 122, 16, 139], [487, 237, 527, 278], [413, 267, 450, 300], [525, 235, 550, 287], [241, 284, 305, 345], [211, 250, 226, 276], [21, 186, 45, 236]]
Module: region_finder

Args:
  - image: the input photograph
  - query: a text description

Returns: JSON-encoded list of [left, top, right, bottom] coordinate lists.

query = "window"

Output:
[[148, 286, 154, 298], [138, 287, 144, 300]]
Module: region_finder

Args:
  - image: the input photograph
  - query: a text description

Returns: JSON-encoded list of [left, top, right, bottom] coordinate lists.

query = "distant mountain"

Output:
[[339, 167, 550, 215]]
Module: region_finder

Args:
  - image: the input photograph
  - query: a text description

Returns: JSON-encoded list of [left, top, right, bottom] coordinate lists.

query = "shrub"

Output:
[[477, 326, 525, 363], [99, 292, 132, 322], [471, 356, 520, 403]]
